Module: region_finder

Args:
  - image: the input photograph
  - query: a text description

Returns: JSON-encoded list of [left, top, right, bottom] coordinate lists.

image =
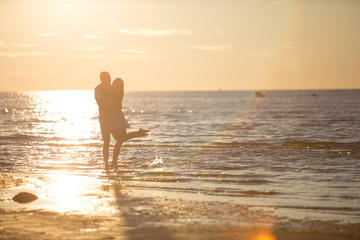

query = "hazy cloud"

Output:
[[244, 50, 274, 58], [116, 54, 164, 59], [85, 47, 104, 51], [183, 45, 233, 51], [0, 42, 40, 48], [4, 71, 55, 77], [75, 54, 104, 59], [83, 33, 104, 39], [37, 33, 55, 37], [116, 48, 164, 58], [0, 52, 50, 57], [248, 0, 288, 4], [117, 28, 192, 37], [271, 0, 289, 4], [284, 42, 296, 49], [118, 49, 149, 54], [71, 46, 105, 51]]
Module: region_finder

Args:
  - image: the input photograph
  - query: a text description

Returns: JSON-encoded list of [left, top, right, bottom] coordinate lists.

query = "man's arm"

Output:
[[95, 86, 118, 113], [95, 87, 109, 111]]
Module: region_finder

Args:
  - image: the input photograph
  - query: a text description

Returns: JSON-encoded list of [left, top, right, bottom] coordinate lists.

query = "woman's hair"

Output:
[[112, 78, 124, 105], [113, 78, 124, 90]]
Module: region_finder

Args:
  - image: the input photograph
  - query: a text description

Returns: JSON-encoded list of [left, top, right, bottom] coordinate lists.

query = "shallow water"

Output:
[[0, 90, 359, 224]]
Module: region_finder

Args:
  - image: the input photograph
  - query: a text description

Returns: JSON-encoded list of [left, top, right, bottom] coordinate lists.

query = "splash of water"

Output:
[[148, 157, 164, 166]]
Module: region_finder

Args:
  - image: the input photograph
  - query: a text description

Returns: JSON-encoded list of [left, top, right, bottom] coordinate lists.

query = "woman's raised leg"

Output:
[[111, 128, 126, 169], [111, 128, 149, 168]]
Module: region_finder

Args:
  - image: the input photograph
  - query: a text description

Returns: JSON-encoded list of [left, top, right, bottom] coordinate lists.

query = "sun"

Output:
[[255, 231, 277, 240]]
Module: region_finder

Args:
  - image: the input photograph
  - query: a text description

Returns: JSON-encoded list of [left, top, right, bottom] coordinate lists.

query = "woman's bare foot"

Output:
[[111, 161, 118, 169], [138, 128, 149, 137]]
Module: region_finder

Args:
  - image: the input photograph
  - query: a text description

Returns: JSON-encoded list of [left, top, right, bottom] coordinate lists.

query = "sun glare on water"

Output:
[[254, 230, 277, 240], [33, 90, 98, 142], [43, 172, 112, 214], [48, 174, 91, 213], [28, 91, 112, 214]]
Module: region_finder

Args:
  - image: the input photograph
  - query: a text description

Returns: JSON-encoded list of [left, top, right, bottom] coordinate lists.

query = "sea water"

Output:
[[0, 90, 359, 225]]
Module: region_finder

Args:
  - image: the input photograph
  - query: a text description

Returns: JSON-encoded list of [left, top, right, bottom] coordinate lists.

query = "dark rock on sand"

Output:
[[12, 192, 38, 203]]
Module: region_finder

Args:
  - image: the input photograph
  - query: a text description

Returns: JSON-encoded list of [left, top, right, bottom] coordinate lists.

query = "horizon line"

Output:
[[1, 88, 359, 93]]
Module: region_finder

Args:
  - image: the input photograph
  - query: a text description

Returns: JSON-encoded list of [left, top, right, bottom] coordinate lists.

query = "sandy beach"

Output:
[[1, 173, 359, 240]]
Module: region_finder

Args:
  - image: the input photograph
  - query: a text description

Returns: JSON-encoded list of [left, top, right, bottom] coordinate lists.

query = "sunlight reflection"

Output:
[[23, 91, 113, 214], [254, 230, 277, 240], [32, 90, 98, 141], [44, 172, 112, 214], [50, 174, 85, 212]]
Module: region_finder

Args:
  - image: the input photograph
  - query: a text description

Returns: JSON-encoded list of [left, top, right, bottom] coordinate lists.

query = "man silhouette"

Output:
[[95, 71, 113, 169]]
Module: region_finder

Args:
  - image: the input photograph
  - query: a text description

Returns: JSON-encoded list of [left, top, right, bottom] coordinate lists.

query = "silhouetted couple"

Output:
[[95, 71, 149, 169]]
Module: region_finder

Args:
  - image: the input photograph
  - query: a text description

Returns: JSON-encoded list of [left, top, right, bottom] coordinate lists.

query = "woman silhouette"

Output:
[[109, 78, 149, 169]]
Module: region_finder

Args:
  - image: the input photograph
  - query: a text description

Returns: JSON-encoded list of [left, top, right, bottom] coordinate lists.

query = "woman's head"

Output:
[[112, 78, 124, 92], [113, 78, 124, 87]]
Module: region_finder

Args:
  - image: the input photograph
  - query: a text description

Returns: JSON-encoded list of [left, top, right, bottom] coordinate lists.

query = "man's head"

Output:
[[100, 71, 111, 85]]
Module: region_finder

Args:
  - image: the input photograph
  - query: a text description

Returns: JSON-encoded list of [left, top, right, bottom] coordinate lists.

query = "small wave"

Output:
[[186, 172, 238, 178], [47, 142, 101, 147], [200, 140, 359, 152], [126, 143, 241, 149], [4, 119, 58, 124], [2, 134, 359, 154], [241, 190, 279, 196], [0, 133, 43, 140], [241, 142, 271, 148], [199, 178, 270, 185], [281, 140, 360, 150], [209, 166, 249, 171], [288, 110, 313, 114], [217, 179, 270, 184], [144, 171, 177, 177], [340, 195, 358, 200], [278, 205, 360, 212], [0, 134, 66, 142], [125, 184, 279, 197], [213, 141, 240, 147], [134, 177, 190, 183], [10, 139, 337, 155], [0, 161, 14, 167], [184, 172, 264, 179], [213, 141, 271, 149], [328, 118, 356, 123]]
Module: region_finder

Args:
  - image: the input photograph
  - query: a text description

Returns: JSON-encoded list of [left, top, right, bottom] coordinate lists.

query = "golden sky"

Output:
[[0, 0, 359, 91]]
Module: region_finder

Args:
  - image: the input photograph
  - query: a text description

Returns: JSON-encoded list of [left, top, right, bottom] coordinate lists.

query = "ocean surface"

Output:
[[1, 90, 359, 225]]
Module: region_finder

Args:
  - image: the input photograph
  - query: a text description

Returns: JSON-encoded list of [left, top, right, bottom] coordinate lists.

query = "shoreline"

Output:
[[1, 173, 360, 239]]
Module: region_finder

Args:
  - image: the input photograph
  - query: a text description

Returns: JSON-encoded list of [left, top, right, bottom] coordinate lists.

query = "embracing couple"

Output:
[[95, 71, 149, 169]]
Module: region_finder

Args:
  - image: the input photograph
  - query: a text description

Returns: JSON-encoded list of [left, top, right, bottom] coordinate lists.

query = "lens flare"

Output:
[[255, 230, 277, 240]]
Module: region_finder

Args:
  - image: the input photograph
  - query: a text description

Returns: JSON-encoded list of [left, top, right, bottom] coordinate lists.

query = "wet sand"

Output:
[[1, 173, 359, 240]]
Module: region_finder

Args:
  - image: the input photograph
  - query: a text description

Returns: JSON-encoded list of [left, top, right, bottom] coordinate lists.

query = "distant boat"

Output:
[[311, 93, 318, 97], [255, 91, 265, 97]]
